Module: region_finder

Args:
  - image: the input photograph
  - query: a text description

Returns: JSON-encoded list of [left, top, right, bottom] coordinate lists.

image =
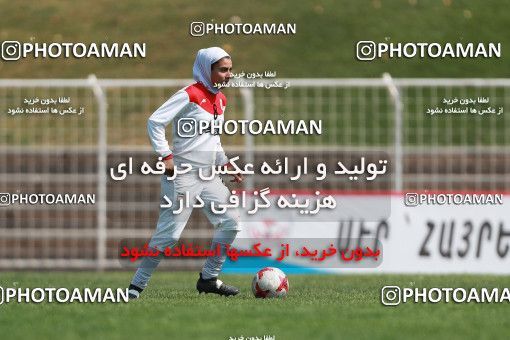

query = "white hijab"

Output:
[[193, 47, 230, 94]]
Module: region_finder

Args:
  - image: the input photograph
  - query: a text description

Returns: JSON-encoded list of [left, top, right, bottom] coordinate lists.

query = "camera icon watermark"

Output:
[[1, 41, 22, 61], [381, 286, 401, 306], [177, 118, 198, 138], [190, 22, 205, 37], [356, 41, 377, 61], [404, 193, 419, 207], [0, 193, 11, 206]]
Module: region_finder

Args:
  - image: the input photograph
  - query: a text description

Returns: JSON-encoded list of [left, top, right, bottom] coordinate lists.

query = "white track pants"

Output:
[[131, 171, 241, 289]]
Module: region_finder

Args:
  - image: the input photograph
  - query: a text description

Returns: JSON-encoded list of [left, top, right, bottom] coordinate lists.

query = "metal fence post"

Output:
[[88, 75, 108, 271], [240, 87, 255, 191], [383, 73, 403, 192]]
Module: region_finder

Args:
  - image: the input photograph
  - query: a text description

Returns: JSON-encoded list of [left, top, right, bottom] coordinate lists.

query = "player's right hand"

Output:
[[164, 158, 174, 177]]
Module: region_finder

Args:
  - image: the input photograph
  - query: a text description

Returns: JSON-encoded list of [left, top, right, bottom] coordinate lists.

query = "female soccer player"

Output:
[[128, 47, 243, 299]]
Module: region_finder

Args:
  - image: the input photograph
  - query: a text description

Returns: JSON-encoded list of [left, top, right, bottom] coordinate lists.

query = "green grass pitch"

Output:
[[0, 272, 509, 340]]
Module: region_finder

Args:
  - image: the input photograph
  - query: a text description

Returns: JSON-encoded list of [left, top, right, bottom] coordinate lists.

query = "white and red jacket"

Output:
[[147, 82, 229, 168]]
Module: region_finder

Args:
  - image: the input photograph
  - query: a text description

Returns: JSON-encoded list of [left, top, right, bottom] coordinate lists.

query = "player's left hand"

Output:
[[223, 162, 244, 183], [230, 173, 244, 183]]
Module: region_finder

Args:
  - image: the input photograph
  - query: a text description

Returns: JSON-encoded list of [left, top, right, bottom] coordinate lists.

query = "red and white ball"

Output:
[[252, 267, 289, 298]]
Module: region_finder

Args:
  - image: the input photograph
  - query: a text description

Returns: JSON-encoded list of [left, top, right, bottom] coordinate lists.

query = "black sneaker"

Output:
[[128, 284, 143, 300], [196, 273, 239, 296]]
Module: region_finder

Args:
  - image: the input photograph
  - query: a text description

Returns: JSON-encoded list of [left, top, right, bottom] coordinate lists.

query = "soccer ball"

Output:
[[252, 267, 289, 298]]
